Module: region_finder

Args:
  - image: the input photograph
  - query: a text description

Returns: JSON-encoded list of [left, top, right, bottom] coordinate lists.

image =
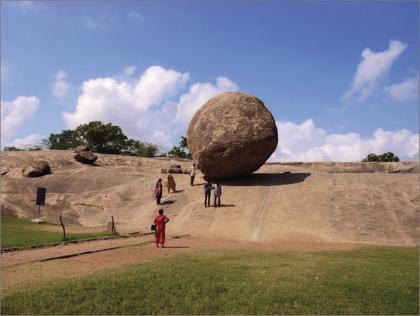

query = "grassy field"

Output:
[[1, 217, 112, 248], [1, 246, 418, 315]]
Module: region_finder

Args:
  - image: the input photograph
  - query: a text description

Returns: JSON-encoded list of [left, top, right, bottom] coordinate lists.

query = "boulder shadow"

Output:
[[221, 172, 311, 187], [174, 190, 185, 193]]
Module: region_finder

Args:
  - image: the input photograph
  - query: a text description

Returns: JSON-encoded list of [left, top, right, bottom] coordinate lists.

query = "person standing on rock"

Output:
[[204, 180, 213, 207], [154, 178, 163, 205], [213, 181, 222, 207], [189, 163, 196, 186], [154, 209, 169, 248]]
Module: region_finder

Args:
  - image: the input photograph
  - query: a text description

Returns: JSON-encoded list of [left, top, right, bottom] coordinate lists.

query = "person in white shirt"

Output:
[[189, 163, 196, 186]]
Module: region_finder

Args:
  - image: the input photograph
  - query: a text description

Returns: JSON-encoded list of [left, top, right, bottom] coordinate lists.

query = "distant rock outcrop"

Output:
[[74, 151, 97, 165], [161, 165, 188, 174], [74, 145, 89, 153], [22, 161, 51, 177], [187, 92, 278, 179]]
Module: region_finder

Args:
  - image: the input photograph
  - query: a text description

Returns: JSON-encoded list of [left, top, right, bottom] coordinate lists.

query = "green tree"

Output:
[[44, 121, 159, 157], [121, 139, 158, 157], [75, 121, 128, 154], [3, 146, 24, 151], [167, 136, 192, 159], [43, 129, 83, 150], [363, 152, 399, 162]]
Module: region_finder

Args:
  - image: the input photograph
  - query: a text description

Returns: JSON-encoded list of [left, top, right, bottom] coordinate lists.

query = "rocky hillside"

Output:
[[1, 150, 418, 245]]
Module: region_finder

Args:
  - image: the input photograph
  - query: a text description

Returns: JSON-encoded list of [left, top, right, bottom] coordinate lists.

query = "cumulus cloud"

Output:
[[63, 66, 238, 148], [342, 40, 407, 103], [128, 12, 144, 23], [270, 119, 419, 162], [1, 96, 40, 140], [385, 75, 419, 102], [62, 66, 189, 146], [1, 96, 40, 148], [4, 133, 43, 148], [52, 70, 70, 98], [175, 77, 238, 123]]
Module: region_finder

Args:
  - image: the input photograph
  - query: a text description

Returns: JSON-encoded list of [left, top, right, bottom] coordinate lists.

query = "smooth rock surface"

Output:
[[187, 92, 278, 178]]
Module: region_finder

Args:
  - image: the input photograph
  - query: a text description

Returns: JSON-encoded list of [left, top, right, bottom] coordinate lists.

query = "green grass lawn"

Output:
[[1, 216, 112, 248], [1, 246, 418, 315]]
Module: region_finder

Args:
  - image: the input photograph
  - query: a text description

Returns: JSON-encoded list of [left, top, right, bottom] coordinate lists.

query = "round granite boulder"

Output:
[[187, 92, 278, 179]]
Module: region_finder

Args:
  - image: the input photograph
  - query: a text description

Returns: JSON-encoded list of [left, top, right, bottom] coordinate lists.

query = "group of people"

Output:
[[152, 162, 223, 247]]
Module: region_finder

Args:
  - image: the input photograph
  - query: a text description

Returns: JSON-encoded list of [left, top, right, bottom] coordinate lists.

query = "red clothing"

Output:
[[154, 214, 169, 245], [155, 183, 162, 198]]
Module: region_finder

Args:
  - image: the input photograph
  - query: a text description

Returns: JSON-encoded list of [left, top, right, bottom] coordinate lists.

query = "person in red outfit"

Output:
[[154, 209, 169, 248]]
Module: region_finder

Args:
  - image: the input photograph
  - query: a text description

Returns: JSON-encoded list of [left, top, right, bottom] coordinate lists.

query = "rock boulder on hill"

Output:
[[74, 151, 97, 165], [161, 165, 189, 174], [74, 145, 89, 153], [22, 161, 51, 177], [187, 92, 278, 179]]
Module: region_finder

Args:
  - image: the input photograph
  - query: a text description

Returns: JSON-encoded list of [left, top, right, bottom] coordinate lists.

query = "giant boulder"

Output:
[[187, 92, 278, 179]]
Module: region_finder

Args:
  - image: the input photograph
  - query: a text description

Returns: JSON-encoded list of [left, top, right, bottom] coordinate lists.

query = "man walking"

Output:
[[213, 181, 222, 207], [189, 163, 196, 186], [204, 180, 213, 207]]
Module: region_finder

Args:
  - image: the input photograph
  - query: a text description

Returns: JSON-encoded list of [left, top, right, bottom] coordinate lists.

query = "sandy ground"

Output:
[[1, 150, 418, 245], [1, 235, 357, 295]]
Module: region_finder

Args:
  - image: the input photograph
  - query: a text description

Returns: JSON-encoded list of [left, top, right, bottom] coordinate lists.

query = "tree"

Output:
[[75, 121, 128, 154], [121, 139, 158, 157], [3, 146, 24, 151], [363, 152, 400, 162], [167, 136, 192, 159], [44, 121, 159, 157], [43, 129, 83, 150]]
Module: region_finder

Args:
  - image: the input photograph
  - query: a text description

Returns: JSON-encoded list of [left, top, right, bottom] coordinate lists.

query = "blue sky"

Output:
[[1, 0, 419, 161]]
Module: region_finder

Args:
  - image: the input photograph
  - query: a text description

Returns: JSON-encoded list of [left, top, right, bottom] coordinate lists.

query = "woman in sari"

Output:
[[165, 173, 176, 193], [154, 178, 163, 205], [154, 209, 169, 248]]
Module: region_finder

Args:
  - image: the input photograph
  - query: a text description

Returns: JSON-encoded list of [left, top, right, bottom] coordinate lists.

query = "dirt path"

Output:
[[1, 235, 357, 296]]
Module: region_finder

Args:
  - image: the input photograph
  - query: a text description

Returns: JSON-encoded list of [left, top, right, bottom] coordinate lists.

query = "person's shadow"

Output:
[[160, 200, 175, 205]]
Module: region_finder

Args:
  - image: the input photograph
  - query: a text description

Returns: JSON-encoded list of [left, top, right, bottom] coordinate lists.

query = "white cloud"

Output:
[[270, 119, 419, 162], [175, 76, 238, 123], [1, 96, 40, 145], [4, 133, 43, 149], [123, 66, 136, 76], [52, 70, 70, 98], [342, 40, 407, 103], [81, 15, 106, 30], [128, 12, 144, 23], [63, 66, 190, 146], [63, 66, 238, 148], [385, 75, 419, 102]]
